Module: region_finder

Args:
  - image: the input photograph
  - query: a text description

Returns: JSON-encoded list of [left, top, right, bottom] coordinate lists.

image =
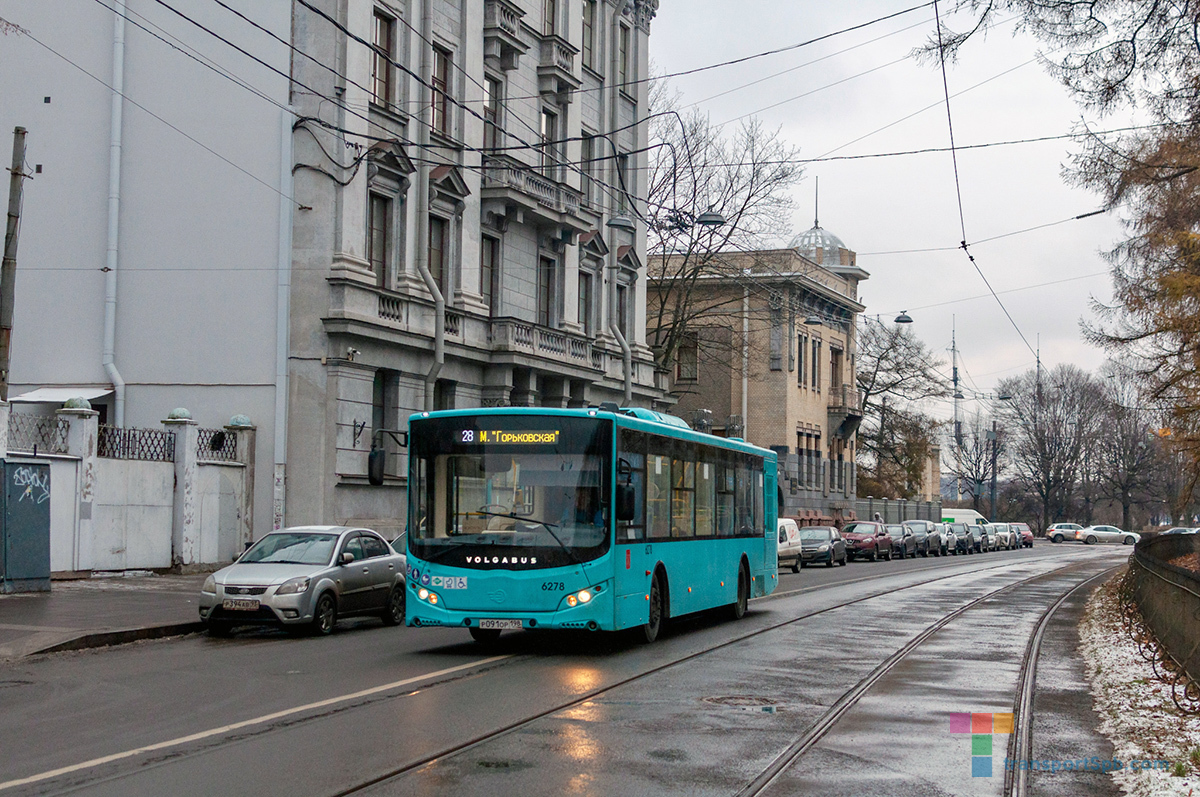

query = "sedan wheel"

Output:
[[1123, 536, 1136, 545], [311, 592, 337, 636], [381, 585, 405, 626], [1085, 535, 1097, 545]]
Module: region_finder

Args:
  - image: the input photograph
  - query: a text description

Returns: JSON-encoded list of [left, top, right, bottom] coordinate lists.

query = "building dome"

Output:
[[789, 224, 847, 266]]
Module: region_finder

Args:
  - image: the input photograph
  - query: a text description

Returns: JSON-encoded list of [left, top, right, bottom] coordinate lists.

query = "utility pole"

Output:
[[989, 419, 999, 520], [951, 317, 962, 499], [2, 126, 28, 402]]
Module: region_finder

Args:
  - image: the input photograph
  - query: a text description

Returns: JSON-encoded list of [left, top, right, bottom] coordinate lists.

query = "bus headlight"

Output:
[[418, 588, 429, 600], [565, 588, 594, 608], [578, 589, 592, 603]]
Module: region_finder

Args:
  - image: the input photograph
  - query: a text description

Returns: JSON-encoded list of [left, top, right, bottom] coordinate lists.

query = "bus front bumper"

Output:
[[406, 580, 615, 632]]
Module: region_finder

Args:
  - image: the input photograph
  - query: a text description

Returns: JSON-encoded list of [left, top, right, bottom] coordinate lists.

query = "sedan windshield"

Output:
[[800, 528, 832, 541], [841, 523, 875, 536], [241, 533, 338, 565]]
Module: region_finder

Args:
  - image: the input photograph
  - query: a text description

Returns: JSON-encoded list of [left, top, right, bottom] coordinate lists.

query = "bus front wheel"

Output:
[[642, 572, 665, 643], [730, 563, 749, 621]]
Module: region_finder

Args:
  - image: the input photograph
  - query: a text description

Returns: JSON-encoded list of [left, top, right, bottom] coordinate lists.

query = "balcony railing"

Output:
[[482, 154, 581, 218], [490, 317, 601, 370]]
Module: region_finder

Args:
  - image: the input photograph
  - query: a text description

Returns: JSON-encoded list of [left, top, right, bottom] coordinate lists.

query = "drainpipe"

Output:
[[416, 0, 442, 410], [274, 106, 293, 527], [104, 0, 128, 426], [607, 0, 632, 405]]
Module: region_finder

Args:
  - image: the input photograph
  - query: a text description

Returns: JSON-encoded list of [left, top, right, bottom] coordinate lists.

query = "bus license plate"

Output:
[[478, 619, 521, 630], [222, 599, 260, 611]]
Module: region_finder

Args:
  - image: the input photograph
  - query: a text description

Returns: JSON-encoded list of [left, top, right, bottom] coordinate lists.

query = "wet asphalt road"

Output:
[[0, 542, 1129, 796]]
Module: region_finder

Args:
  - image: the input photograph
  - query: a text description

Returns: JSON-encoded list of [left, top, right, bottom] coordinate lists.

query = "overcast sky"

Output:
[[650, 1, 1128, 418]]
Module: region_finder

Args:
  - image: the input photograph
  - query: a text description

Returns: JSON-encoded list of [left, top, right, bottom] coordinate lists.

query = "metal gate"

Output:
[[0, 460, 51, 593]]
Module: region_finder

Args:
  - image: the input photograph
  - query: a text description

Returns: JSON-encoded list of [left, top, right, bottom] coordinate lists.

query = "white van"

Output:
[[777, 518, 803, 573], [941, 508, 988, 525]]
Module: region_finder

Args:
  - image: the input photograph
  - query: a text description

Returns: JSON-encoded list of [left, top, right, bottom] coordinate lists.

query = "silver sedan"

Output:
[[1077, 525, 1140, 545], [199, 526, 407, 635]]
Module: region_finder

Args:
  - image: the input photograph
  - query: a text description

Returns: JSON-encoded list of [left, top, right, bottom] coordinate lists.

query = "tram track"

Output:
[[735, 558, 1122, 797], [331, 553, 1116, 797]]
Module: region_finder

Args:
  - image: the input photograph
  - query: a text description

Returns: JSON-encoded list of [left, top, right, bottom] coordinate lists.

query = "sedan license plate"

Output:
[[478, 619, 522, 630], [222, 598, 260, 611]]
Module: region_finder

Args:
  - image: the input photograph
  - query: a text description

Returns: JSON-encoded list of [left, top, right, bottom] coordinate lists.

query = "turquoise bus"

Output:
[[404, 405, 778, 643]]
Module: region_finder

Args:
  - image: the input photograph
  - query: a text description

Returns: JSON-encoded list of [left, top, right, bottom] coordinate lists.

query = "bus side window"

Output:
[[646, 445, 672, 540], [695, 458, 715, 537], [618, 429, 646, 541], [716, 457, 735, 536], [753, 464, 764, 535], [671, 444, 695, 538]]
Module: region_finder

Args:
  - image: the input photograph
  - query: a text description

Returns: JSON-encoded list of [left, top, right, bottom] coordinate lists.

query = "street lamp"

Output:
[[606, 215, 636, 233], [894, 311, 913, 324]]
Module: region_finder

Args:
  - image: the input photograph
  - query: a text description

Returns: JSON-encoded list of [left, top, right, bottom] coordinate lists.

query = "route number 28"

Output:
[[461, 430, 474, 442], [541, 581, 565, 591]]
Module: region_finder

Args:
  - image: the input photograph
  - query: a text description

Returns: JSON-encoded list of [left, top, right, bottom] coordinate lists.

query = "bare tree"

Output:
[[945, 411, 1003, 512], [997, 364, 1106, 530], [645, 81, 803, 373]]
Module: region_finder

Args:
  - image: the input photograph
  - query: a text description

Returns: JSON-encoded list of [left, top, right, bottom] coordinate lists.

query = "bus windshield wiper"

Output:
[[471, 511, 584, 566]]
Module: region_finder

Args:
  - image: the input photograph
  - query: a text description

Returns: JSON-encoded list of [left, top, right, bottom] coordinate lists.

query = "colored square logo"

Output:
[[972, 756, 993, 777], [993, 713, 1014, 734], [972, 734, 993, 755], [972, 713, 993, 733], [949, 712, 972, 733]]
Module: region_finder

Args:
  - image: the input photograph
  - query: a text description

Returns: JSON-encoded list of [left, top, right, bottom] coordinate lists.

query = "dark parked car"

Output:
[[799, 526, 848, 567], [841, 521, 894, 561], [967, 525, 986, 553], [886, 524, 918, 559], [902, 520, 939, 557]]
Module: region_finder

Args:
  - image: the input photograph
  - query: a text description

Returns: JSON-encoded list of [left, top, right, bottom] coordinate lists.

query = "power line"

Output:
[[875, 270, 1109, 314], [859, 208, 1110, 256]]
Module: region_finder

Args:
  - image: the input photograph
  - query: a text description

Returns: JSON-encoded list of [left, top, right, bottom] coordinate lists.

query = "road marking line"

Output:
[[0, 655, 510, 792]]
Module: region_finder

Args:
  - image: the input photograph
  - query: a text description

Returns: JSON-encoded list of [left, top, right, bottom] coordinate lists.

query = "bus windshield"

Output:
[[409, 415, 612, 569]]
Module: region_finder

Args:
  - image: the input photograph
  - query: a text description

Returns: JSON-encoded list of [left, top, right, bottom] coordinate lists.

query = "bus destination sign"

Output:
[[459, 429, 560, 445]]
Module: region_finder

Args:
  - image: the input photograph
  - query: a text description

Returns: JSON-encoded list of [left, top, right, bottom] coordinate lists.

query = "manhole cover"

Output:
[[702, 695, 779, 707]]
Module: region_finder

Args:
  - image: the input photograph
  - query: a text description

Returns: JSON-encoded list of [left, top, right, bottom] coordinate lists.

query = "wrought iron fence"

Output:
[[198, 428, 238, 462], [7, 412, 69, 454], [97, 425, 175, 462]]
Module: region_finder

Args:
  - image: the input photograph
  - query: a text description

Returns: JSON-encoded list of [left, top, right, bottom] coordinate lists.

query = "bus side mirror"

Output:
[[616, 485, 636, 522], [368, 447, 385, 486]]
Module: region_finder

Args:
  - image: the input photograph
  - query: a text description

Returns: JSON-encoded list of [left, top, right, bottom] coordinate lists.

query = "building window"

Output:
[[367, 192, 391, 284], [371, 11, 394, 108], [677, 331, 699, 381], [797, 334, 806, 387], [578, 268, 594, 335], [618, 24, 630, 88], [483, 76, 502, 150], [582, 0, 596, 70], [831, 347, 844, 392], [812, 339, 821, 391], [372, 369, 400, 477], [544, 0, 557, 35], [616, 151, 630, 212], [540, 108, 559, 177], [434, 379, 456, 411], [538, 256, 558, 327], [769, 307, 783, 371], [616, 282, 629, 338], [432, 46, 451, 135], [581, 134, 596, 204], [481, 235, 498, 314], [429, 215, 447, 295]]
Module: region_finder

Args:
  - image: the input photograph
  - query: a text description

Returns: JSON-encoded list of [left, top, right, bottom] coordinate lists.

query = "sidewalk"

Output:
[[0, 572, 209, 661]]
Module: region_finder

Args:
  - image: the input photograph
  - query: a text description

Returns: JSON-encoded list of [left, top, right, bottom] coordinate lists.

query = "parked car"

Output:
[[944, 522, 973, 554], [777, 518, 804, 573], [841, 521, 893, 561], [1162, 527, 1200, 535], [886, 524, 918, 559], [1010, 522, 1035, 547], [799, 526, 848, 567], [1076, 525, 1141, 545], [942, 508, 988, 525], [1047, 523, 1083, 543], [990, 523, 1018, 550], [967, 525, 986, 553], [902, 519, 940, 557], [199, 526, 407, 636]]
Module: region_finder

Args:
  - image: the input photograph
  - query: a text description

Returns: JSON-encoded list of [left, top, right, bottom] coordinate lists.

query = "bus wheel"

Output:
[[730, 563, 749, 621], [470, 627, 502, 644], [642, 572, 664, 643]]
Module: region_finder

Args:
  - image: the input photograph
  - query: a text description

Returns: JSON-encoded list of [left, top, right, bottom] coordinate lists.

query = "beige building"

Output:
[[650, 222, 867, 522]]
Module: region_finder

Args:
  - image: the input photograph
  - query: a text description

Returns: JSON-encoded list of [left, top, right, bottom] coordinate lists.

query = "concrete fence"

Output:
[[1130, 533, 1200, 682], [0, 401, 257, 574], [854, 497, 943, 524]]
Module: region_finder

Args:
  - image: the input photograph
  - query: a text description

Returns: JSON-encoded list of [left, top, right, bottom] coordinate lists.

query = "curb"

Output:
[[31, 622, 208, 656]]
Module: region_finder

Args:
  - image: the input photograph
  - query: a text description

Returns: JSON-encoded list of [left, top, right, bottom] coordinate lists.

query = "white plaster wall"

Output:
[[93, 459, 173, 570], [196, 462, 245, 563]]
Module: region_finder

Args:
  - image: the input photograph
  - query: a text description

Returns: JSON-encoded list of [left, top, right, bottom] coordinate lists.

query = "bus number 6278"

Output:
[[541, 581, 564, 591]]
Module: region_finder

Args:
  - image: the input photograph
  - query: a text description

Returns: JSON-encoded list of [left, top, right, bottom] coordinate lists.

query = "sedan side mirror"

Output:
[[341, 551, 355, 565]]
